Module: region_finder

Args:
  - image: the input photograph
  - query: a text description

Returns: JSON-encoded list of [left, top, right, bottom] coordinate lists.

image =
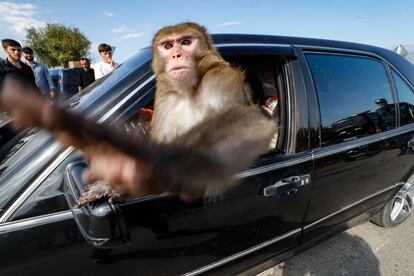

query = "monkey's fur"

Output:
[[0, 22, 277, 204]]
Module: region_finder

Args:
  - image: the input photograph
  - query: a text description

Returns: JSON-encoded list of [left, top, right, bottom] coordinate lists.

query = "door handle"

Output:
[[263, 174, 311, 197]]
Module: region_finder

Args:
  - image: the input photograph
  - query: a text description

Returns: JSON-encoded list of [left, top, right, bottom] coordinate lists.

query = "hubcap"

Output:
[[390, 183, 414, 223]]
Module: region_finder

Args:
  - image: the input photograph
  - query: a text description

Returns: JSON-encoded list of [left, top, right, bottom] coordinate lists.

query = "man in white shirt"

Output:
[[93, 43, 118, 79]]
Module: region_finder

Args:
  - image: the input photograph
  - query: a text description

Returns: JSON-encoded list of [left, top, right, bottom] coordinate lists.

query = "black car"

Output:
[[1, 34, 414, 275]]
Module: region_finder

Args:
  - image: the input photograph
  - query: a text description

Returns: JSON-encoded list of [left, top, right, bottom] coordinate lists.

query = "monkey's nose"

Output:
[[172, 54, 181, 59]]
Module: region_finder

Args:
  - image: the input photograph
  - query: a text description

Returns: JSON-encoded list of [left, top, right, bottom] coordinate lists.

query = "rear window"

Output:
[[306, 53, 395, 147]]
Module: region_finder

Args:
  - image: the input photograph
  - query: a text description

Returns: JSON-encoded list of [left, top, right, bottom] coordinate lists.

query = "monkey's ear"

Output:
[[186, 22, 217, 52], [192, 23, 214, 50]]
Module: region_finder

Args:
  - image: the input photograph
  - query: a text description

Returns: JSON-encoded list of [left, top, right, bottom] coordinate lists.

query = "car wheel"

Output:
[[371, 180, 414, 228]]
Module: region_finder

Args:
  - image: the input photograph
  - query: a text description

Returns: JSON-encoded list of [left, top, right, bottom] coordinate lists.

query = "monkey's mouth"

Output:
[[169, 66, 190, 73], [169, 66, 191, 79]]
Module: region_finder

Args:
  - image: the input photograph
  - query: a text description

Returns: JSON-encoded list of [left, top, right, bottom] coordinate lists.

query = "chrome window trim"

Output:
[[304, 183, 403, 230], [0, 210, 72, 234], [216, 43, 293, 49], [235, 153, 313, 179], [299, 45, 385, 60], [183, 227, 301, 276], [312, 123, 414, 159], [284, 62, 294, 153]]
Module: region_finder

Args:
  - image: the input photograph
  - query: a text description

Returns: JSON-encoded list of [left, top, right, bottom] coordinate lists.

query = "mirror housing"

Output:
[[64, 160, 131, 248]]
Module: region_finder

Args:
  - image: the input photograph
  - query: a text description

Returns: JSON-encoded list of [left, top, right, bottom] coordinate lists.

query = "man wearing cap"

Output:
[[21, 47, 56, 98]]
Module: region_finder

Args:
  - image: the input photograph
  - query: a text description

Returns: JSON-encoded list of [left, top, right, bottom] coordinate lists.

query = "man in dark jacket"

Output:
[[0, 39, 36, 89], [78, 57, 95, 91]]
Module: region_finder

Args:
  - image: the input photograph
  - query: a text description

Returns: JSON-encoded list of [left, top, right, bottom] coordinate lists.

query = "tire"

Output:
[[371, 181, 414, 228]]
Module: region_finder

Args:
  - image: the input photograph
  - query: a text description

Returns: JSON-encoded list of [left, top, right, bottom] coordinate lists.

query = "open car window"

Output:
[[122, 54, 288, 154]]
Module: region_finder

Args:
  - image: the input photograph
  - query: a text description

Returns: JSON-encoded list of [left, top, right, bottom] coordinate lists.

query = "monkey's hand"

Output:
[[76, 181, 123, 207]]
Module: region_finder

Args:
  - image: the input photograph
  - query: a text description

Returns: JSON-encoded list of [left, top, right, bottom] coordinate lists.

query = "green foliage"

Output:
[[26, 23, 91, 68]]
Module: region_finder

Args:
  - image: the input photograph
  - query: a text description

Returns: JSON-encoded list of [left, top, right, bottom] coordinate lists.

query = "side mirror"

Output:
[[64, 160, 131, 248]]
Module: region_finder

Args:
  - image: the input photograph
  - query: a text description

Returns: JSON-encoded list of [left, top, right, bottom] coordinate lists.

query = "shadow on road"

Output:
[[277, 232, 380, 276]]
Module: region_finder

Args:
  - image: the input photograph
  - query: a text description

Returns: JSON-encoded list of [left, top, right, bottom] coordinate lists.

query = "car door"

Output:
[[0, 47, 313, 276], [300, 50, 411, 240], [63, 48, 314, 275]]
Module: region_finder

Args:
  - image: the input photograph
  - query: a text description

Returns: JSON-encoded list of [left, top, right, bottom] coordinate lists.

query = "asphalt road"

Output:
[[256, 215, 414, 276]]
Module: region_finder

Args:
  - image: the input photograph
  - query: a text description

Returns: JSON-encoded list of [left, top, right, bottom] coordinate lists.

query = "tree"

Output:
[[26, 23, 91, 68]]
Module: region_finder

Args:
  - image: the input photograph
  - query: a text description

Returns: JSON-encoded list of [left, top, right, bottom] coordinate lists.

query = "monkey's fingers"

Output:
[[75, 181, 123, 207], [76, 192, 100, 208]]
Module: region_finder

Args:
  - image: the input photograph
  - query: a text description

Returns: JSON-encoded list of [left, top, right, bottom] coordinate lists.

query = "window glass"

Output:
[[391, 69, 414, 126], [306, 54, 396, 146], [0, 115, 40, 177], [10, 154, 82, 221]]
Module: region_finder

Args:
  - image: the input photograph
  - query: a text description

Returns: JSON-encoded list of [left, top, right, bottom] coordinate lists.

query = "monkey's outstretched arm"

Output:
[[0, 76, 277, 201]]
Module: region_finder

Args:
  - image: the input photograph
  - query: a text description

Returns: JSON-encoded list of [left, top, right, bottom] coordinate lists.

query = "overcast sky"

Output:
[[1, 0, 414, 64]]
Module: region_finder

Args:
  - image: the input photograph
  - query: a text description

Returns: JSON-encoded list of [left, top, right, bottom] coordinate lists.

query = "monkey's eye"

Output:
[[164, 42, 173, 50], [182, 39, 192, 46]]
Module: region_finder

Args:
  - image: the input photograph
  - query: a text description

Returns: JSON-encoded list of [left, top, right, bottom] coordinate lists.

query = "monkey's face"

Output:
[[157, 34, 200, 81]]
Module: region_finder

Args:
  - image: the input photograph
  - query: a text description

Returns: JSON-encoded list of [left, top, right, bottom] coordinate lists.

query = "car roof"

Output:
[[213, 33, 388, 55], [212, 33, 414, 86]]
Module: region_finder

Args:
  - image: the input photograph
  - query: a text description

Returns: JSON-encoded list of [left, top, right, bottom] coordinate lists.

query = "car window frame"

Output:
[[387, 64, 414, 127], [301, 48, 402, 149]]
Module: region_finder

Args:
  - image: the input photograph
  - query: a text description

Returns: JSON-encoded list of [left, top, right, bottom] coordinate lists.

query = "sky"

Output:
[[1, 0, 414, 65]]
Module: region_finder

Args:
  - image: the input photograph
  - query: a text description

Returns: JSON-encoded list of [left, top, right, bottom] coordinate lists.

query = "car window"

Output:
[[306, 53, 396, 147], [226, 55, 287, 151], [10, 154, 80, 221], [391, 69, 414, 126], [0, 127, 40, 177]]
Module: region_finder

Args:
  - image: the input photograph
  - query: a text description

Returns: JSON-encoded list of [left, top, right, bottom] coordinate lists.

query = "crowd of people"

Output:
[[0, 39, 118, 99]]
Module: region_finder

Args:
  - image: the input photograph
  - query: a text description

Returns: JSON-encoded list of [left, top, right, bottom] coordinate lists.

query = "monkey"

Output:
[[150, 22, 252, 143], [0, 22, 278, 205]]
